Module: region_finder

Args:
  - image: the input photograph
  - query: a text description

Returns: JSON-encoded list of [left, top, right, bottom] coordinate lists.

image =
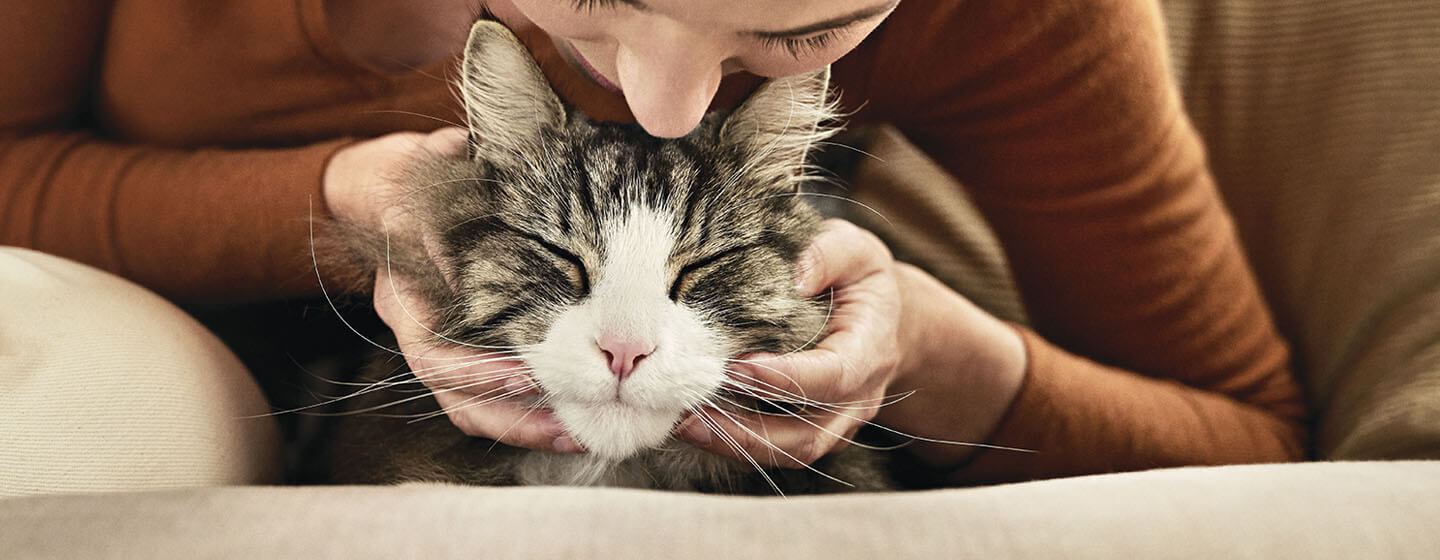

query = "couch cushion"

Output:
[[1161, 0, 1440, 458], [0, 248, 282, 496], [2, 462, 1437, 559]]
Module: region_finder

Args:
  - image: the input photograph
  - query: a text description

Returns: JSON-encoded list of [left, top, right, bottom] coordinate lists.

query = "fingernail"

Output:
[[552, 436, 586, 454], [793, 252, 814, 292], [430, 127, 471, 153], [540, 417, 566, 439], [504, 375, 536, 395], [727, 355, 770, 381]]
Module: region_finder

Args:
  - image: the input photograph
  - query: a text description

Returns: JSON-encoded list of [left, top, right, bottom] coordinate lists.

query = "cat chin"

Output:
[[550, 401, 684, 461]]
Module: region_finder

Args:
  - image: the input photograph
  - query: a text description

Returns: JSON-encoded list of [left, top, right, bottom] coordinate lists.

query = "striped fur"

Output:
[[322, 21, 890, 493]]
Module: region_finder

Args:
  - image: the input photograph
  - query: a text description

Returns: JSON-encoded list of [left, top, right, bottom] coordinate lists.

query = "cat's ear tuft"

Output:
[[459, 21, 567, 165], [718, 66, 839, 185]]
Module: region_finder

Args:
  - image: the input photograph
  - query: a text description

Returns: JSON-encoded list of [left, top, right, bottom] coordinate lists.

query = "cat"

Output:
[[315, 20, 893, 494]]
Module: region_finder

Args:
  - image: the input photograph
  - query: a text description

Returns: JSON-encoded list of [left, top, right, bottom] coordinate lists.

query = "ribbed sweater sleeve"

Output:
[[846, 0, 1308, 482], [0, 2, 349, 302]]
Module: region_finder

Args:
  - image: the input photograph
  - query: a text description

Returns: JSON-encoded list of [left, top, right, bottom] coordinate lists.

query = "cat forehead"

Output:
[[481, 129, 786, 246]]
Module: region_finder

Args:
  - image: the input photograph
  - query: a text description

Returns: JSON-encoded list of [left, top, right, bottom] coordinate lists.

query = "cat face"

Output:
[[404, 22, 836, 460]]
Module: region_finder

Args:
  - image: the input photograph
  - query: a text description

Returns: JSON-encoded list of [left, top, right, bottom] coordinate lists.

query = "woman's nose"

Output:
[[613, 39, 725, 138]]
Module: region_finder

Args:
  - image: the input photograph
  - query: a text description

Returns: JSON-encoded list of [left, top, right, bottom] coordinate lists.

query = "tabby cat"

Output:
[[318, 21, 892, 494]]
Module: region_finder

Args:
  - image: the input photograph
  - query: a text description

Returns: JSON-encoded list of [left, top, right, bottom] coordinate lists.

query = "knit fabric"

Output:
[[0, 0, 1306, 482]]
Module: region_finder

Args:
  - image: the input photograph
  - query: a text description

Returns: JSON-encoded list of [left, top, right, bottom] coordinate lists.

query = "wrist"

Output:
[[880, 262, 1028, 467]]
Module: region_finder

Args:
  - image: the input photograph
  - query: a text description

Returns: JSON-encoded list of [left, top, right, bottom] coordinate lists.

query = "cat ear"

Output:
[[718, 66, 838, 185], [459, 21, 567, 164]]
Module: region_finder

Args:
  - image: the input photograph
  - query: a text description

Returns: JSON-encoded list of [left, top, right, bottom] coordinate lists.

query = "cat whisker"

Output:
[[401, 354, 527, 382], [703, 404, 855, 490], [393, 177, 521, 221], [381, 223, 514, 351], [310, 202, 434, 362], [719, 372, 916, 412], [414, 366, 529, 393], [720, 191, 893, 228], [780, 287, 835, 357], [411, 359, 529, 382], [310, 208, 525, 362], [767, 390, 1034, 454], [708, 393, 909, 453], [712, 372, 1029, 452], [478, 393, 555, 455], [399, 381, 534, 422], [812, 139, 885, 164], [255, 375, 491, 419], [721, 358, 812, 403], [241, 359, 451, 419], [361, 109, 467, 130], [692, 408, 785, 498]]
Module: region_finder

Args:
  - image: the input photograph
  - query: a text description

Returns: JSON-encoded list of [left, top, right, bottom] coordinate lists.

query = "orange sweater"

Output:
[[0, 0, 1307, 483]]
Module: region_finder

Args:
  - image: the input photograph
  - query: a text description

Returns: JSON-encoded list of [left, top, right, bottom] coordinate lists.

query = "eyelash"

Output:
[[565, 0, 841, 60], [569, 0, 619, 10], [522, 233, 590, 297], [669, 245, 754, 301], [761, 33, 839, 59]]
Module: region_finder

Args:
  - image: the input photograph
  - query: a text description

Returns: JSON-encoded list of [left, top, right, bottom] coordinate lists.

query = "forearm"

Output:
[[949, 328, 1307, 485], [0, 131, 353, 302], [875, 262, 1027, 468], [879, 264, 1307, 485]]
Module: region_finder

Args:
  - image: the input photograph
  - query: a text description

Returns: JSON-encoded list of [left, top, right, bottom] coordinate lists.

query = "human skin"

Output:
[[322, 0, 1027, 468]]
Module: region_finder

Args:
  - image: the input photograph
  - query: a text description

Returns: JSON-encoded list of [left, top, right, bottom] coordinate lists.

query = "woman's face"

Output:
[[489, 0, 900, 138]]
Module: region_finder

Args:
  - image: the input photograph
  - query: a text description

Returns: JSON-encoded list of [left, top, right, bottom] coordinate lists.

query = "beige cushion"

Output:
[[1162, 0, 1440, 459], [0, 247, 282, 496], [2, 461, 1437, 559]]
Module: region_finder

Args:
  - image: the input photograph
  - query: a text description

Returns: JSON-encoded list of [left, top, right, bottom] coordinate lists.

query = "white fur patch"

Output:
[[522, 207, 725, 461]]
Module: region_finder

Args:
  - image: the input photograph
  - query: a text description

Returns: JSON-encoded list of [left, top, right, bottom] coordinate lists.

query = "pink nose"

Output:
[[597, 334, 654, 380]]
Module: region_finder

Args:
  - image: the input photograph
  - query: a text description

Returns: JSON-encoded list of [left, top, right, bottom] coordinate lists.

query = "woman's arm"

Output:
[[0, 2, 352, 302], [860, 0, 1307, 482]]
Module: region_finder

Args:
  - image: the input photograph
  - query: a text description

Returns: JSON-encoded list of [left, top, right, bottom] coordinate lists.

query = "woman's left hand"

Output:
[[675, 218, 1030, 470], [675, 219, 906, 468]]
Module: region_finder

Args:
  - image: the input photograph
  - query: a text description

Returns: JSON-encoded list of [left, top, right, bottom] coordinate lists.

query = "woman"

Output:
[[0, 0, 1306, 485]]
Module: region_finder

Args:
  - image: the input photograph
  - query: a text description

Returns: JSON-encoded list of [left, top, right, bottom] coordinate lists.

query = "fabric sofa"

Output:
[[3, 0, 1438, 557]]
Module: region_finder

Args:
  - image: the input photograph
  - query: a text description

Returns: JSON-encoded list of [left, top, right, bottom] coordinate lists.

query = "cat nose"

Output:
[[597, 334, 654, 380]]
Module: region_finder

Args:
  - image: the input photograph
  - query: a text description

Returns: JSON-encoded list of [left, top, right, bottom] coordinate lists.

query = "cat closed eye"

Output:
[[524, 233, 590, 296], [669, 244, 755, 301]]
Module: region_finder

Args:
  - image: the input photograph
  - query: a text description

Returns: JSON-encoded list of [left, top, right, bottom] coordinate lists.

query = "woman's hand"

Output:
[[371, 267, 583, 453], [323, 127, 584, 454], [676, 218, 1028, 469]]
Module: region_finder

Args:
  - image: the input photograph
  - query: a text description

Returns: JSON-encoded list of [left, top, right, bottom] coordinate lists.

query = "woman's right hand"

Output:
[[323, 128, 585, 454]]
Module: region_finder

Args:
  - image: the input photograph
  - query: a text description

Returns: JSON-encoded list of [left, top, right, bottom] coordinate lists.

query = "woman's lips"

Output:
[[570, 45, 623, 94]]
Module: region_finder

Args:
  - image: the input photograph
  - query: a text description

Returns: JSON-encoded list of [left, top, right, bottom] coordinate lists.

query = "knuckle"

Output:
[[822, 217, 861, 237], [865, 234, 893, 263], [875, 351, 901, 378], [729, 425, 763, 457], [372, 291, 399, 324]]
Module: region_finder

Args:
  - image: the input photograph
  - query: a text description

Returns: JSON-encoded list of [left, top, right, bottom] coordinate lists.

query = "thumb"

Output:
[[794, 219, 892, 297]]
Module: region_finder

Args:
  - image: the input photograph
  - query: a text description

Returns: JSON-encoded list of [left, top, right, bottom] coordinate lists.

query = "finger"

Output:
[[727, 326, 873, 409], [676, 407, 854, 469], [375, 268, 530, 393], [434, 389, 582, 454], [794, 219, 893, 297]]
